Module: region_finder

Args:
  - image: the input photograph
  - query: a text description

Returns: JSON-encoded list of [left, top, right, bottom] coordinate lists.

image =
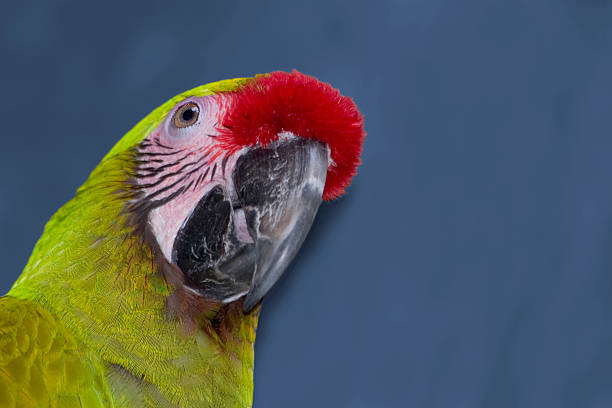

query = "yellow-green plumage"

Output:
[[2, 78, 260, 407], [0, 297, 112, 407]]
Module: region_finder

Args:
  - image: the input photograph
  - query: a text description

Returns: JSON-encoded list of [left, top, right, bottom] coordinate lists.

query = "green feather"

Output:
[[2, 76, 259, 408]]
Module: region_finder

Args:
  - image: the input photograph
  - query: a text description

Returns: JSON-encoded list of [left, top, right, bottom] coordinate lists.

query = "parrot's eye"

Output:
[[173, 102, 200, 128]]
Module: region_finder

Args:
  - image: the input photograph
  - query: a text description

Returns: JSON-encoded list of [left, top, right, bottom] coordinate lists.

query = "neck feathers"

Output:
[[10, 150, 260, 407]]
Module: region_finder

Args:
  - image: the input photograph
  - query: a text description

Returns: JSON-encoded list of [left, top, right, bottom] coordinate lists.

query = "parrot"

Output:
[[0, 70, 365, 407]]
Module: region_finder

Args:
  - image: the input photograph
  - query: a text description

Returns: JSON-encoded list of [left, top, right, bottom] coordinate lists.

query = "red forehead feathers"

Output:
[[217, 70, 365, 201]]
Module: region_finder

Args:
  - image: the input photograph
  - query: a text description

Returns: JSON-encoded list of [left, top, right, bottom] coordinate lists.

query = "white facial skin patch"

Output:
[[136, 94, 256, 263]]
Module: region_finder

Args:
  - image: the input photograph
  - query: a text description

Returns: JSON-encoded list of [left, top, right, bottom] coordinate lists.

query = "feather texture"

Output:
[[1, 71, 364, 407]]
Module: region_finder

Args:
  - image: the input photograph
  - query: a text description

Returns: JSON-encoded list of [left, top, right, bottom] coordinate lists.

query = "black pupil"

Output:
[[181, 107, 196, 122]]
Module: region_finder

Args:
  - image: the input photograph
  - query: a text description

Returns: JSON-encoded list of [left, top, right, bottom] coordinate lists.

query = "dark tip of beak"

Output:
[[235, 138, 328, 312]]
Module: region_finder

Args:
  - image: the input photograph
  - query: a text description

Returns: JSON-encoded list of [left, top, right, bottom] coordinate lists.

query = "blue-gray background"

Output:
[[1, 1, 612, 407]]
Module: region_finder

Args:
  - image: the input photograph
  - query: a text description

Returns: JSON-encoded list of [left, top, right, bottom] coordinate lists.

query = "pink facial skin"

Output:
[[132, 94, 251, 262], [131, 71, 366, 267]]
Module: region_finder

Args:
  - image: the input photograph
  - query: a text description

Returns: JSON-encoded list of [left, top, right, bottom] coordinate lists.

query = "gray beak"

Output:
[[171, 137, 328, 313], [235, 138, 328, 312]]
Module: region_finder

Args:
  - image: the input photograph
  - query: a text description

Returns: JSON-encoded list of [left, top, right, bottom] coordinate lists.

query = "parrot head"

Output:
[[110, 70, 364, 315], [8, 70, 365, 405]]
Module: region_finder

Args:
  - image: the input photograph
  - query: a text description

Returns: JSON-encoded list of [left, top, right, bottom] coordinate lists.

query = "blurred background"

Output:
[[2, 1, 612, 407]]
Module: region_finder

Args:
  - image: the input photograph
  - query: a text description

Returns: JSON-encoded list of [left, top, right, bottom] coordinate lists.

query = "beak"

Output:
[[234, 138, 328, 312], [171, 138, 327, 312]]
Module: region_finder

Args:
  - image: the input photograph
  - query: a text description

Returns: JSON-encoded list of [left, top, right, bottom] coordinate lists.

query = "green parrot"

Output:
[[0, 70, 365, 407]]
